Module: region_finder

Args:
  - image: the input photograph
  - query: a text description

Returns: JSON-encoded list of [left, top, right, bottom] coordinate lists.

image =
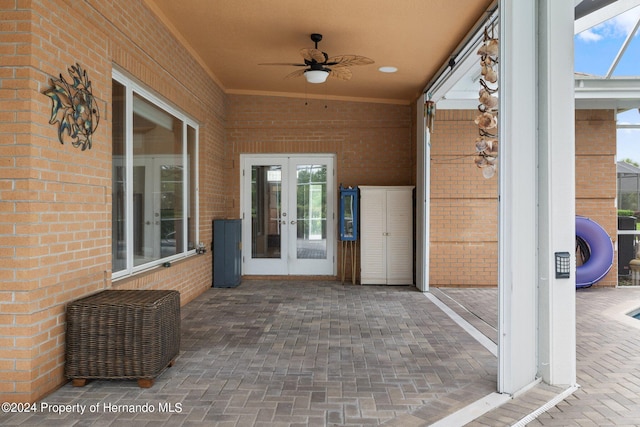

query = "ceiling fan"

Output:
[[260, 33, 374, 83]]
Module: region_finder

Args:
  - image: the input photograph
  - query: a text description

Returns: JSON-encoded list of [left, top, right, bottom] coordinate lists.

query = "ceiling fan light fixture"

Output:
[[304, 70, 329, 84]]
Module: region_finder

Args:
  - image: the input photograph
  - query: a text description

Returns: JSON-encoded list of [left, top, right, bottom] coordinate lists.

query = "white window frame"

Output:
[[112, 68, 199, 280]]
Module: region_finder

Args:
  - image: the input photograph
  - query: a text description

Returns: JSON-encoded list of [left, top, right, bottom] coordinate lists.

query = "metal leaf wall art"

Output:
[[474, 26, 498, 178], [44, 63, 100, 151]]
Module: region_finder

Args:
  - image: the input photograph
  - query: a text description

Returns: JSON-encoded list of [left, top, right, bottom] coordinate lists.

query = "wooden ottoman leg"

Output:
[[137, 378, 155, 388], [72, 379, 87, 387]]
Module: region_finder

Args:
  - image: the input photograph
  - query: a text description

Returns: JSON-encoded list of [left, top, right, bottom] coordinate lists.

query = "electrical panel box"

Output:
[[212, 219, 242, 288]]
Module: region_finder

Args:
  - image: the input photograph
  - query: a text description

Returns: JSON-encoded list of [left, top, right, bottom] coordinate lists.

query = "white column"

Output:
[[537, 0, 577, 386], [416, 97, 429, 292], [498, 0, 577, 394], [498, 0, 538, 394]]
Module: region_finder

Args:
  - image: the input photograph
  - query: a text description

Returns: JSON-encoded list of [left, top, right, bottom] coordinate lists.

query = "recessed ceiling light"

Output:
[[378, 66, 398, 73]]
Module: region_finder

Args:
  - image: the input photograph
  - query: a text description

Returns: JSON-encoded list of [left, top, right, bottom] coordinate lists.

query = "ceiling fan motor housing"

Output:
[[310, 33, 323, 46]]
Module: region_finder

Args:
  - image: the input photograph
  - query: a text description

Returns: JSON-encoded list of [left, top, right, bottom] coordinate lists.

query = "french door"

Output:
[[132, 155, 184, 266], [241, 154, 335, 275]]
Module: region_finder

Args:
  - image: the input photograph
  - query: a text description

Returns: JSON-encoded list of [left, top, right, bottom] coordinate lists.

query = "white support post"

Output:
[[498, 0, 539, 394], [537, 0, 577, 387], [416, 96, 430, 292], [499, 0, 577, 394]]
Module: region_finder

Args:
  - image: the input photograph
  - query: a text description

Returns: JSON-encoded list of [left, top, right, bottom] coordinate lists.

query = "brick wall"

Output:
[[429, 108, 618, 288], [575, 109, 617, 287], [225, 95, 413, 210], [224, 95, 413, 281], [0, 0, 225, 402], [429, 110, 498, 287]]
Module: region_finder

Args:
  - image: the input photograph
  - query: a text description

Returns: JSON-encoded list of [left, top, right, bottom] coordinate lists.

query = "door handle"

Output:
[[291, 220, 297, 224]]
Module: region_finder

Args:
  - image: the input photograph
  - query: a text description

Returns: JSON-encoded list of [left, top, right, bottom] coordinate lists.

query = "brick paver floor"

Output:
[[1, 281, 496, 426], [438, 286, 640, 426], [3, 282, 640, 426]]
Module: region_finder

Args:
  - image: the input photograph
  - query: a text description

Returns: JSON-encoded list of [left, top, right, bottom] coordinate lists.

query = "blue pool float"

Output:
[[575, 216, 614, 288]]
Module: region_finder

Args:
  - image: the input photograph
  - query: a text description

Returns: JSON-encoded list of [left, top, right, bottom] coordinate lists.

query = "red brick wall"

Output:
[[0, 0, 225, 402], [429, 108, 618, 288]]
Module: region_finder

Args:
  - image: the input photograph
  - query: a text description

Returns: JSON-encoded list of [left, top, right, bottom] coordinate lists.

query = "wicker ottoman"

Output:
[[65, 290, 180, 388]]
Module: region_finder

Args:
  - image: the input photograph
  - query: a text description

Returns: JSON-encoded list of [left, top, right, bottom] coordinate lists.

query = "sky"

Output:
[[574, 4, 640, 163]]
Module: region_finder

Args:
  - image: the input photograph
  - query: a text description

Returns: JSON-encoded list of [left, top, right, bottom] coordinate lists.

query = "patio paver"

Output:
[[438, 286, 640, 426], [1, 281, 496, 426], [3, 282, 640, 426]]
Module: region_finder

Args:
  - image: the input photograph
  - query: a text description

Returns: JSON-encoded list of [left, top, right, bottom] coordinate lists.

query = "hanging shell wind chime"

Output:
[[474, 25, 499, 178]]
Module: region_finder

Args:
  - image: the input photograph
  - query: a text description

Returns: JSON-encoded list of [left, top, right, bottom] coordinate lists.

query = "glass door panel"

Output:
[[132, 163, 153, 265], [242, 155, 334, 276], [288, 157, 334, 275], [132, 156, 184, 267], [294, 165, 327, 260], [112, 157, 126, 273], [251, 165, 282, 259], [242, 157, 289, 275], [159, 163, 184, 258]]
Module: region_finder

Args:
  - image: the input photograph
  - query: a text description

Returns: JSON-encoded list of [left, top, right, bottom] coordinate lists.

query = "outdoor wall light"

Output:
[[555, 252, 571, 279]]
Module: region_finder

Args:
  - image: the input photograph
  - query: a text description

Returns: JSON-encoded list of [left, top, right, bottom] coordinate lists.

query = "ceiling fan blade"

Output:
[[326, 55, 374, 67], [329, 67, 352, 81], [284, 69, 307, 79], [259, 62, 307, 66], [300, 48, 327, 63]]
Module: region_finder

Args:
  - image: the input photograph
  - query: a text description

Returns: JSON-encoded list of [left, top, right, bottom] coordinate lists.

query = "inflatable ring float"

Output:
[[576, 216, 614, 288]]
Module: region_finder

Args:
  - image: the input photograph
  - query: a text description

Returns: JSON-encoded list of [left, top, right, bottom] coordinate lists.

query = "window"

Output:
[[617, 109, 640, 212], [112, 70, 199, 278]]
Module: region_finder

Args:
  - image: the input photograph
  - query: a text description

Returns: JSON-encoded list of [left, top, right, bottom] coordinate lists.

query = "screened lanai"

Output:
[[618, 160, 640, 211], [412, 0, 640, 404]]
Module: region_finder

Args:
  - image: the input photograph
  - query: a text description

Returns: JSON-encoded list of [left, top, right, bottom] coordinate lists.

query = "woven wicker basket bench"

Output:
[[65, 290, 180, 388]]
